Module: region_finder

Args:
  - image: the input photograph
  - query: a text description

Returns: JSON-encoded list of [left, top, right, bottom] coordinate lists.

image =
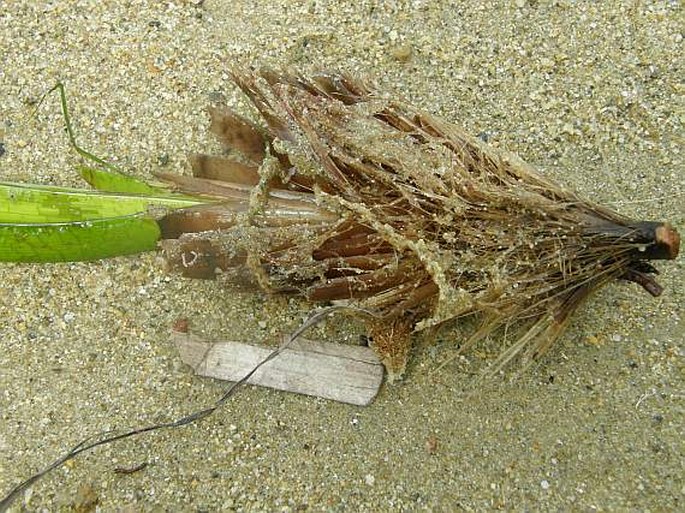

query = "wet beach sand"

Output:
[[1, 1, 683, 511]]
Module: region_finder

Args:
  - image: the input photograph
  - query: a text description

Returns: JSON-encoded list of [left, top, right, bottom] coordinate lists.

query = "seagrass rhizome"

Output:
[[155, 69, 680, 380]]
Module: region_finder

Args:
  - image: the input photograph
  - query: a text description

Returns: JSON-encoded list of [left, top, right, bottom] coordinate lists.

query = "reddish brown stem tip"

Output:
[[655, 223, 680, 260]]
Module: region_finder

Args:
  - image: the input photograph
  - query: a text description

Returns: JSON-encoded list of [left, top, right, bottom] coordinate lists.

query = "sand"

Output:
[[1, 1, 683, 511]]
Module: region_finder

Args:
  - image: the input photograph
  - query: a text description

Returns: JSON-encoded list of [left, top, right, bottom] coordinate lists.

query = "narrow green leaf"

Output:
[[0, 214, 161, 262], [0, 182, 209, 224], [77, 165, 169, 194]]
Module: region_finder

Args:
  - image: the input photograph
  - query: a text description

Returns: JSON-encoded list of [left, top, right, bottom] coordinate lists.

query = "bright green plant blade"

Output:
[[0, 181, 208, 224], [77, 166, 203, 201], [0, 182, 214, 262], [77, 165, 168, 194], [0, 214, 161, 262]]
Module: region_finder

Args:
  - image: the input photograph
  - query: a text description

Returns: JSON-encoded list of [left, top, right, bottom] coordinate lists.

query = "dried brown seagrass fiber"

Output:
[[155, 69, 680, 381]]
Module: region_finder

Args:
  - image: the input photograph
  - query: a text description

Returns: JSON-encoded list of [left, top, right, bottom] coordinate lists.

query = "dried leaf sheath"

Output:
[[158, 69, 680, 379]]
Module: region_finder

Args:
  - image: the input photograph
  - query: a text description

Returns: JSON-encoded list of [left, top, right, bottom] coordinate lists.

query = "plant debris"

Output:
[[157, 69, 680, 380]]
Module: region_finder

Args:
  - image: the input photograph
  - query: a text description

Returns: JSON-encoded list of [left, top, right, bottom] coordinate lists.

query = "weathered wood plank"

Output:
[[172, 331, 384, 406]]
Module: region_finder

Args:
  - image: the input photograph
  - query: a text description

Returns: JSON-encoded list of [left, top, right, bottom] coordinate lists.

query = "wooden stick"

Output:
[[172, 331, 384, 406]]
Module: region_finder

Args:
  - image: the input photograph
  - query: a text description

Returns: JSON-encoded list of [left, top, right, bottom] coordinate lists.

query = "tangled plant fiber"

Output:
[[157, 69, 679, 380]]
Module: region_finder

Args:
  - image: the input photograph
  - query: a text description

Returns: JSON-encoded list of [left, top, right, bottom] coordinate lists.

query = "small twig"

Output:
[[113, 462, 148, 475]]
